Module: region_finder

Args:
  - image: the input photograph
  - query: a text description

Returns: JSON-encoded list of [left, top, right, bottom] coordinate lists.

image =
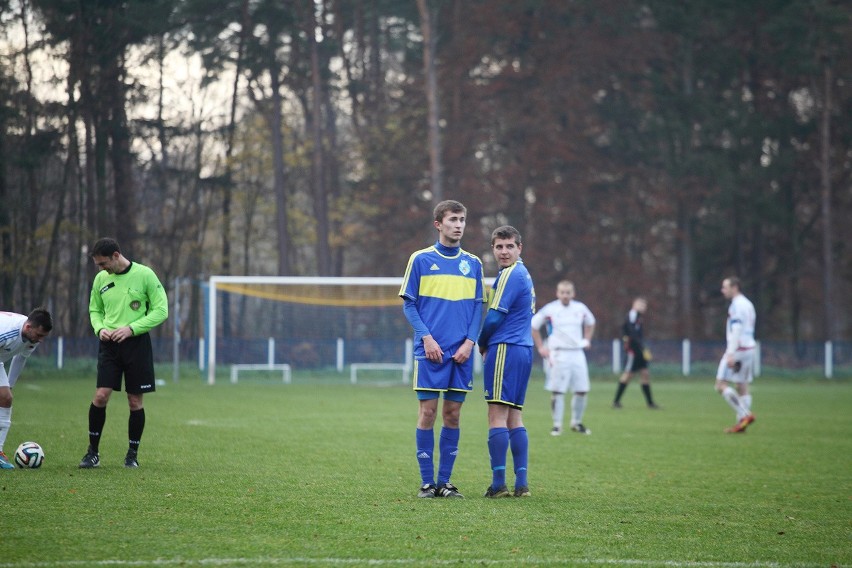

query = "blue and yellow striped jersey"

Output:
[[486, 260, 535, 347], [399, 242, 485, 357]]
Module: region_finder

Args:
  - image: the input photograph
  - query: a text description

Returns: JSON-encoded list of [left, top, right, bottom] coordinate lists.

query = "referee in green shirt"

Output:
[[79, 238, 168, 469]]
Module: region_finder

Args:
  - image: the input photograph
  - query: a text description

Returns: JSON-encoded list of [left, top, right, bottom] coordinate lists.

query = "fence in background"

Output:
[[33, 336, 851, 380]]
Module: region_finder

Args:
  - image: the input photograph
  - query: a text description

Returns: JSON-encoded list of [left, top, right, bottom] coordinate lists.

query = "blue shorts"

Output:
[[483, 343, 533, 409], [412, 340, 474, 396]]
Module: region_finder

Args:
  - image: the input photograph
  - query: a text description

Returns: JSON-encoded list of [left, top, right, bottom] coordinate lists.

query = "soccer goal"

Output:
[[205, 276, 411, 385]]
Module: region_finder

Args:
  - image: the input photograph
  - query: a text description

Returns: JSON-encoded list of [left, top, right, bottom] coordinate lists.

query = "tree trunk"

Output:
[[307, 1, 332, 275], [416, 0, 443, 204]]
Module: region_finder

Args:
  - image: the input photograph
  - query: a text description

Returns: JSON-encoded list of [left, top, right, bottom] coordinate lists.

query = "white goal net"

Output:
[[205, 276, 412, 385]]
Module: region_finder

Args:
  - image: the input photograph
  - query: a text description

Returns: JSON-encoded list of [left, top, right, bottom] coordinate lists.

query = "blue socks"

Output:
[[437, 427, 460, 485], [415, 428, 435, 486], [488, 427, 509, 489], [509, 427, 528, 489]]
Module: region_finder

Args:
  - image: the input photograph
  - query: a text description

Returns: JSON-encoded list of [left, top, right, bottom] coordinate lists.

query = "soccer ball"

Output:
[[14, 441, 44, 469]]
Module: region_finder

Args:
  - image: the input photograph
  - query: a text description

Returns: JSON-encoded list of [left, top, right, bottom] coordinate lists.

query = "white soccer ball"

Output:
[[14, 441, 45, 469]]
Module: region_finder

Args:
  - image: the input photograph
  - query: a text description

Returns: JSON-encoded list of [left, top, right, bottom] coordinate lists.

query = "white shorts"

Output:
[[716, 350, 755, 384], [544, 349, 590, 394]]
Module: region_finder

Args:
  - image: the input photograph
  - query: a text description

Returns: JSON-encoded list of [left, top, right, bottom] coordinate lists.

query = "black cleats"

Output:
[[436, 482, 464, 498], [79, 447, 100, 469]]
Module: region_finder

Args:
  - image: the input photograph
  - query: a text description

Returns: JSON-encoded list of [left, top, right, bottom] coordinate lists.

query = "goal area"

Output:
[[205, 276, 413, 385]]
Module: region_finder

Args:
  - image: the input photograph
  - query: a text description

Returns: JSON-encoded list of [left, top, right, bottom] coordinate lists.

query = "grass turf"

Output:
[[1, 368, 849, 567]]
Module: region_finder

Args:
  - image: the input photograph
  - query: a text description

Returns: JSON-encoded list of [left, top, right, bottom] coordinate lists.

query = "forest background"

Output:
[[0, 0, 849, 347]]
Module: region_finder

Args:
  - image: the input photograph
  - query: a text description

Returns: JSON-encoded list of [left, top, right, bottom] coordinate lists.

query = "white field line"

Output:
[[0, 557, 837, 568]]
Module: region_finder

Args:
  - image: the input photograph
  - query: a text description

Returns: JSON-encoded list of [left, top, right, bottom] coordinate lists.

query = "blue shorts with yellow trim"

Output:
[[412, 340, 474, 395], [483, 343, 533, 408]]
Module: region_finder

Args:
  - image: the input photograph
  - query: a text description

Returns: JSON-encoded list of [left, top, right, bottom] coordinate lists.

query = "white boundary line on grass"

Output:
[[0, 557, 834, 568]]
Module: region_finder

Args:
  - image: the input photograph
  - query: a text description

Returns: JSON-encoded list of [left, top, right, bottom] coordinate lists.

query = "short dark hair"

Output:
[[490, 225, 522, 246], [433, 200, 467, 223], [726, 276, 741, 290], [91, 238, 121, 258], [27, 308, 53, 332]]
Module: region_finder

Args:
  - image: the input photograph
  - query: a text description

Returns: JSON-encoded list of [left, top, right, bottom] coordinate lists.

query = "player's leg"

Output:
[[415, 395, 439, 496], [545, 358, 568, 434], [435, 394, 465, 497], [504, 346, 531, 496], [614, 350, 634, 408], [483, 345, 511, 497], [715, 356, 749, 426], [639, 368, 657, 408], [125, 393, 144, 467], [81, 342, 121, 468], [0, 383, 12, 469], [123, 334, 156, 468], [570, 356, 592, 434], [485, 402, 511, 497], [508, 409, 530, 496]]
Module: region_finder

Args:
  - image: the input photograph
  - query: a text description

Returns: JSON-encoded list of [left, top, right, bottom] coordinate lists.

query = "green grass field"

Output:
[[1, 367, 850, 567]]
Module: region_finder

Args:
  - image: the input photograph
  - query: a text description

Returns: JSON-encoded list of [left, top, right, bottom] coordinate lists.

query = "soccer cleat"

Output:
[[647, 403, 660, 410], [571, 423, 592, 435], [484, 485, 511, 498], [78, 447, 100, 469], [436, 482, 464, 498], [0, 451, 14, 470], [124, 449, 139, 468], [513, 486, 531, 497], [550, 426, 562, 436], [612, 401, 623, 409], [417, 483, 437, 498], [725, 414, 755, 434]]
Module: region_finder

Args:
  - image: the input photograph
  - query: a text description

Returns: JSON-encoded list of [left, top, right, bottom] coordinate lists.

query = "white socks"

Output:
[[551, 394, 565, 429], [722, 387, 749, 420], [0, 406, 11, 453], [571, 394, 587, 426]]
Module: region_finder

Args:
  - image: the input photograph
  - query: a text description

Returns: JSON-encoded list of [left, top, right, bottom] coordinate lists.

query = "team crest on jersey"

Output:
[[130, 300, 141, 311], [458, 259, 471, 276]]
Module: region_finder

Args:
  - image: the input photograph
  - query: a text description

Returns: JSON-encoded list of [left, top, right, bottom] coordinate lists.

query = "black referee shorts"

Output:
[[97, 333, 156, 394], [624, 349, 649, 373]]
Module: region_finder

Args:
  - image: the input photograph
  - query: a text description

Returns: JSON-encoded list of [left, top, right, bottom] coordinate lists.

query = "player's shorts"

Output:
[[0, 362, 9, 389], [715, 349, 755, 384], [544, 349, 590, 394], [624, 348, 649, 372], [97, 333, 156, 394], [412, 339, 474, 396], [483, 343, 533, 409]]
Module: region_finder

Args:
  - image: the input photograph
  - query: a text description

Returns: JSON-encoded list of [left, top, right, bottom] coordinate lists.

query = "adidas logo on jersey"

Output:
[[429, 264, 440, 271]]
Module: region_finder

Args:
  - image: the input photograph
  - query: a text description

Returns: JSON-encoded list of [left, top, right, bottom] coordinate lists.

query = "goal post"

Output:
[[205, 276, 407, 385]]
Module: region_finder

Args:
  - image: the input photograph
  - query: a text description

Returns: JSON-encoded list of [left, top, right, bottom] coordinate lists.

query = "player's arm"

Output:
[[582, 323, 595, 349], [6, 354, 28, 388], [454, 293, 483, 363], [128, 271, 169, 336], [726, 316, 743, 366], [402, 298, 443, 362], [89, 279, 109, 340], [477, 309, 506, 355]]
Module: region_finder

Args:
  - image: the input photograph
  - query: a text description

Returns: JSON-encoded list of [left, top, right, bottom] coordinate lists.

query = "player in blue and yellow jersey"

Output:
[[478, 225, 535, 498], [79, 238, 168, 469], [400, 200, 485, 499]]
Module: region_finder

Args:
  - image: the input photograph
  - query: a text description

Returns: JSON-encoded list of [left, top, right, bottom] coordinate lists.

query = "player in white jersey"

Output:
[[0, 308, 53, 469], [715, 277, 757, 433], [531, 281, 595, 435]]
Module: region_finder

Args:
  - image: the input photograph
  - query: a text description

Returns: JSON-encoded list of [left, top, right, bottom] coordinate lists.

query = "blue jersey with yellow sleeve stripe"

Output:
[[485, 260, 535, 347], [399, 242, 485, 358]]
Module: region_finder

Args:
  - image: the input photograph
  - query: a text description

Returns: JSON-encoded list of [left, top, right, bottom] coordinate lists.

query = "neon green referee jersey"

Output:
[[89, 262, 168, 337]]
